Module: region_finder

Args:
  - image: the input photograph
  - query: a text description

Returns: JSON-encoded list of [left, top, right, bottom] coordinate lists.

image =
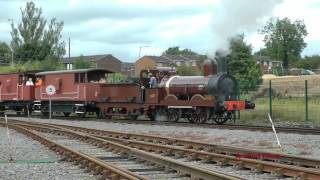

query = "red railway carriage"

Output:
[[33, 68, 114, 117], [0, 71, 38, 115]]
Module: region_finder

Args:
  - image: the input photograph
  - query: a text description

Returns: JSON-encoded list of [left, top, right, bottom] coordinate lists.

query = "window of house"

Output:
[[263, 61, 267, 66], [185, 61, 190, 66], [157, 63, 162, 67], [79, 73, 85, 83], [192, 61, 196, 66]]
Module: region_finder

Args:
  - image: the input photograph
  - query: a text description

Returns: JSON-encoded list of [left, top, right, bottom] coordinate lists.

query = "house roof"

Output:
[[62, 54, 121, 64], [255, 55, 278, 62], [143, 56, 170, 63], [36, 68, 114, 75], [162, 54, 200, 62]]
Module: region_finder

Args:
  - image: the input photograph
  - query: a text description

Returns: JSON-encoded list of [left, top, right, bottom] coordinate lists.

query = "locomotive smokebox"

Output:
[[203, 59, 218, 76], [208, 74, 236, 101]]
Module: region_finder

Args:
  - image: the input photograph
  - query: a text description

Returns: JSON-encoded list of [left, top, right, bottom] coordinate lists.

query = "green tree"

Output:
[[225, 34, 262, 93], [296, 55, 320, 70], [73, 56, 94, 69], [162, 46, 197, 56], [10, 2, 65, 64], [107, 72, 126, 83], [0, 42, 12, 63], [163, 46, 207, 73], [260, 17, 308, 70]]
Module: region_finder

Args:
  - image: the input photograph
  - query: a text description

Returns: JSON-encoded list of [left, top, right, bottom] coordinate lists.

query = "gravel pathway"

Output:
[[16, 117, 320, 159], [0, 126, 96, 180]]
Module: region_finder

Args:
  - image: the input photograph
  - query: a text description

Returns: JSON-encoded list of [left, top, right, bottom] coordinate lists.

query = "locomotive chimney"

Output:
[[203, 59, 218, 76]]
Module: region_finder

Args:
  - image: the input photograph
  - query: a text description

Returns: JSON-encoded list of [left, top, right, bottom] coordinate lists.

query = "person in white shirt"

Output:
[[26, 78, 34, 86]]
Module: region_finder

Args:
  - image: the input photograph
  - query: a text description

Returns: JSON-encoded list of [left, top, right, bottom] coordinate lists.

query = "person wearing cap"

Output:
[[148, 73, 157, 88]]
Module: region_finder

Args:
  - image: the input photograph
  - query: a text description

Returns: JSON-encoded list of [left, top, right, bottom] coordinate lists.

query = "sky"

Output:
[[0, 0, 319, 62]]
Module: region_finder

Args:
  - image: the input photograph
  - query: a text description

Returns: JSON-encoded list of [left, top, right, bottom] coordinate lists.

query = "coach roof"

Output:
[[36, 68, 114, 75]]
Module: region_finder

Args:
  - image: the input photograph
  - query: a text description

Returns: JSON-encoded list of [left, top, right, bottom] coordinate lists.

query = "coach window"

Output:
[[80, 73, 85, 83], [75, 73, 85, 83]]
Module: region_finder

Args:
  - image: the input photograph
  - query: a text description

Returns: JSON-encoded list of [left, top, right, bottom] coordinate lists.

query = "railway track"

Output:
[[7, 119, 320, 179], [35, 114, 320, 135], [6, 113, 320, 135], [1, 121, 244, 180]]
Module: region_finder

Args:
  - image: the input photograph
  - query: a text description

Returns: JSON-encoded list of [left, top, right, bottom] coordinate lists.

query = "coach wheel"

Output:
[[63, 112, 71, 117], [147, 109, 156, 121], [129, 115, 138, 120], [76, 112, 86, 118], [166, 109, 180, 122], [22, 106, 32, 116], [42, 112, 49, 117]]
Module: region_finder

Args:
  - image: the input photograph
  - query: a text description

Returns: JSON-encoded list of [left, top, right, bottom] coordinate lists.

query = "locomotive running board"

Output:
[[168, 106, 193, 109]]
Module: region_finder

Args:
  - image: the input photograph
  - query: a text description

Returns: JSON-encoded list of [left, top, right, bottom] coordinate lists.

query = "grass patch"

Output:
[[238, 97, 320, 125]]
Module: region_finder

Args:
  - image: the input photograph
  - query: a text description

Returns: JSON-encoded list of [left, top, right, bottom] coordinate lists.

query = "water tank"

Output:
[[203, 59, 218, 76]]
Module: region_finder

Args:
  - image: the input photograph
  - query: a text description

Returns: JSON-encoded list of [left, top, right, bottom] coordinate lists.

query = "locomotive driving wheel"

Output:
[[213, 111, 232, 125], [166, 109, 180, 122], [189, 108, 208, 124]]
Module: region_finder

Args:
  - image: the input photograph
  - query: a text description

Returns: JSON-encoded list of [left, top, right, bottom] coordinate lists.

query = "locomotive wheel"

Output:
[[214, 112, 232, 125], [166, 109, 180, 122], [63, 112, 71, 117], [214, 117, 229, 125], [189, 109, 208, 124]]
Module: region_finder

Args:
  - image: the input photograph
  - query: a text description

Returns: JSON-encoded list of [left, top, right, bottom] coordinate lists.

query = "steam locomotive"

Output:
[[0, 59, 254, 124]]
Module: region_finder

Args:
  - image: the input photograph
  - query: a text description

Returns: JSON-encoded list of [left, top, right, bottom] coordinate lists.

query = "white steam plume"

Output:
[[209, 0, 283, 56]]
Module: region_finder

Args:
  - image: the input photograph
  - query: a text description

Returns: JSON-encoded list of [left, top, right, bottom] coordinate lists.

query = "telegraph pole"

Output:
[[139, 45, 149, 58], [8, 19, 14, 65]]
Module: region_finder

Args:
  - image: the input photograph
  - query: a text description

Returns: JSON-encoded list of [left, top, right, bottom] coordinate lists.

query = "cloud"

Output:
[[0, 0, 319, 62]]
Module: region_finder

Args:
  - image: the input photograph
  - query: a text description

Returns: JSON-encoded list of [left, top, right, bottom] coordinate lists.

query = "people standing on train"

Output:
[[35, 78, 42, 87], [148, 73, 157, 88], [26, 78, 34, 86]]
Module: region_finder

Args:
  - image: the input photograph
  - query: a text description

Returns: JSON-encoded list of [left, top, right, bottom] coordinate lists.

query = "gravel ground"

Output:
[[16, 117, 320, 159], [0, 126, 96, 180]]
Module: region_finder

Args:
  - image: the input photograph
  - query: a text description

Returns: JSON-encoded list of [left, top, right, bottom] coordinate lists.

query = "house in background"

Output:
[[135, 55, 201, 76], [255, 55, 283, 75], [62, 54, 122, 72], [121, 62, 134, 76]]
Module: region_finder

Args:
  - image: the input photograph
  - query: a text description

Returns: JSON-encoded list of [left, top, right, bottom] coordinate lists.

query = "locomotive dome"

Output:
[[203, 59, 218, 76]]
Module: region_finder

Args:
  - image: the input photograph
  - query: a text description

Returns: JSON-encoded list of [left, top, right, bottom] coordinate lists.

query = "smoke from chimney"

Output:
[[209, 0, 283, 56]]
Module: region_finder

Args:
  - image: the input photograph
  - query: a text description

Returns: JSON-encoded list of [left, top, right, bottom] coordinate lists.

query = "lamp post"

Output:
[[8, 19, 14, 65], [139, 45, 149, 58]]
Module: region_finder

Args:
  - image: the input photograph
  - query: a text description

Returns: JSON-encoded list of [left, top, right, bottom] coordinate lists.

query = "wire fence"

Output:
[[239, 75, 320, 125]]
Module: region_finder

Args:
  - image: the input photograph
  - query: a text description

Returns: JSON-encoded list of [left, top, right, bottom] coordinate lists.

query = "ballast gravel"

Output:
[[16, 116, 320, 159], [0, 126, 95, 180]]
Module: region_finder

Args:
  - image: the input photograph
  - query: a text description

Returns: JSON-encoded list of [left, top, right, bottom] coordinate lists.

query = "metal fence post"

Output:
[[269, 80, 272, 117], [305, 80, 308, 121], [236, 81, 240, 120]]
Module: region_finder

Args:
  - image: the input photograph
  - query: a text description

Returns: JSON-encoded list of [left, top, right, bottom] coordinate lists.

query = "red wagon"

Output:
[[34, 69, 114, 117], [0, 71, 38, 115]]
